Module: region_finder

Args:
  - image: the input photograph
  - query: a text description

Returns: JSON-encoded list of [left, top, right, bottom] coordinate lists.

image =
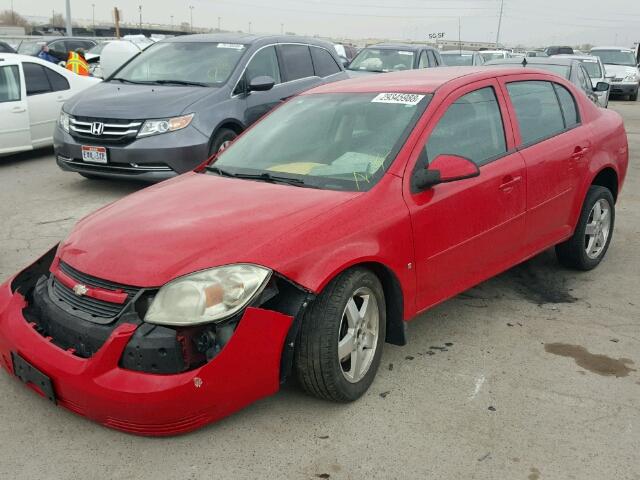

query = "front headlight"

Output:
[[58, 111, 70, 133], [137, 113, 194, 138], [144, 264, 272, 326], [624, 72, 639, 82]]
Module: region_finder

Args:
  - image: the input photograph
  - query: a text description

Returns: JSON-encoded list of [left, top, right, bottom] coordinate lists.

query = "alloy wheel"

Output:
[[585, 198, 612, 259]]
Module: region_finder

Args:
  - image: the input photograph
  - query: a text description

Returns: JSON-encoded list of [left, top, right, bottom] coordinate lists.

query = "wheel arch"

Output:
[[208, 119, 245, 152], [591, 166, 619, 201]]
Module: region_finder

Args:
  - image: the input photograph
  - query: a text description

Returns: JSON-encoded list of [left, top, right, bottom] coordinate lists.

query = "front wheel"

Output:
[[555, 186, 615, 270], [630, 91, 638, 102], [208, 128, 237, 156], [295, 268, 386, 402]]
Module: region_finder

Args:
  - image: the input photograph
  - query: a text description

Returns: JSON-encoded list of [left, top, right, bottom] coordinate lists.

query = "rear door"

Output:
[[23, 61, 70, 147], [0, 63, 31, 154], [500, 77, 589, 252], [276, 43, 323, 94], [404, 80, 526, 310]]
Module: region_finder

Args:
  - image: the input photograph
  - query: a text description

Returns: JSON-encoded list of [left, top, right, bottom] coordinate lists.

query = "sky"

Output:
[[8, 0, 640, 47]]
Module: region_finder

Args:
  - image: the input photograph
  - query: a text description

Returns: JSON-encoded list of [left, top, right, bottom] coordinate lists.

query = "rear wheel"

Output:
[[555, 186, 615, 270], [295, 268, 386, 402], [209, 128, 238, 156]]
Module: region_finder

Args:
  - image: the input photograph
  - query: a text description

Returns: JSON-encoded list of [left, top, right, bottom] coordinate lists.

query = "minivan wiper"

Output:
[[110, 77, 148, 84], [150, 79, 209, 87]]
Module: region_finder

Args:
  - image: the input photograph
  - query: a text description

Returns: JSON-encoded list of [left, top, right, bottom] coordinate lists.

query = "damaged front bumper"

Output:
[[0, 254, 308, 436]]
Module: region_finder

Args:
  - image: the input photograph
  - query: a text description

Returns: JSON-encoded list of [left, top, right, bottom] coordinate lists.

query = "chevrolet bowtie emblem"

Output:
[[73, 284, 89, 296]]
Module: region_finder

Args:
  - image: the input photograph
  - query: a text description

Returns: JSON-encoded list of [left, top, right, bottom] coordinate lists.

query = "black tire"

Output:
[[295, 268, 386, 402], [208, 128, 237, 156], [555, 185, 615, 270], [630, 91, 638, 102]]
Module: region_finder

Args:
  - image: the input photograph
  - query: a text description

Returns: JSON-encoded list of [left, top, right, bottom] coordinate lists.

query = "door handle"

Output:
[[499, 175, 521, 192], [571, 146, 589, 161], [56, 96, 67, 102], [11, 106, 26, 113]]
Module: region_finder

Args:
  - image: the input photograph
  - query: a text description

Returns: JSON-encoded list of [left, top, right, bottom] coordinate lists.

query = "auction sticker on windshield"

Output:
[[372, 93, 425, 105], [81, 145, 107, 164], [217, 43, 245, 50]]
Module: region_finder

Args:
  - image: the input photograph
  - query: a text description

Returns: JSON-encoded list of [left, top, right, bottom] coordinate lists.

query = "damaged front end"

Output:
[[0, 247, 314, 435]]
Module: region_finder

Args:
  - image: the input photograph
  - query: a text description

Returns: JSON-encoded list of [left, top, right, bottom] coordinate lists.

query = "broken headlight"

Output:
[[144, 264, 271, 327]]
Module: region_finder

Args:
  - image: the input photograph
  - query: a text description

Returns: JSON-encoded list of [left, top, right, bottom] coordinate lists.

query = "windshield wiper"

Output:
[[207, 167, 316, 188], [109, 77, 148, 84], [149, 79, 209, 87]]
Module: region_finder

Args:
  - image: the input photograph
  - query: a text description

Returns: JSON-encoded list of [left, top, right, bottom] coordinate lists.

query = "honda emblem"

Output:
[[91, 122, 104, 136]]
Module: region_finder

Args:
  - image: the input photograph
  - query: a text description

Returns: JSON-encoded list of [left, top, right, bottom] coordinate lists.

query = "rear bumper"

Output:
[[0, 280, 293, 436], [53, 125, 210, 180]]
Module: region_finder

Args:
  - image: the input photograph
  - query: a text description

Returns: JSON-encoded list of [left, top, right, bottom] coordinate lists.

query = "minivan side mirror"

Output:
[[248, 76, 275, 92], [414, 154, 480, 191], [594, 81, 610, 92]]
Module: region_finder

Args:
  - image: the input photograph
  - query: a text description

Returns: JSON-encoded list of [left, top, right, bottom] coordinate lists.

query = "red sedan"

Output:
[[0, 67, 628, 435]]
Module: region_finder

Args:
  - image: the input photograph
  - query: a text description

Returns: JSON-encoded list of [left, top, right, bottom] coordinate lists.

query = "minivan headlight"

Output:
[[624, 72, 639, 82], [137, 113, 194, 138], [59, 111, 70, 133], [144, 264, 272, 326]]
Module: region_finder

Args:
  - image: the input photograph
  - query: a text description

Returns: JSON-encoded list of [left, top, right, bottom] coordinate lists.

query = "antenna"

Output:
[[522, 57, 527, 67]]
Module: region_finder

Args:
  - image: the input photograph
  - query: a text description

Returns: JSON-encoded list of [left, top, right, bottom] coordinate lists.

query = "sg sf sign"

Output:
[[428, 32, 445, 40]]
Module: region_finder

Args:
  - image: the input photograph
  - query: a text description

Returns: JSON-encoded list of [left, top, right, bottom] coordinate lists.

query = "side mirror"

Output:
[[414, 154, 480, 191], [340, 57, 350, 68], [248, 75, 275, 92], [594, 81, 610, 92]]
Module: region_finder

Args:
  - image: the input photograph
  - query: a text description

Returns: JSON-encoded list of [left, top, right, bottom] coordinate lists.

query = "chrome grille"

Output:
[[69, 116, 142, 143]]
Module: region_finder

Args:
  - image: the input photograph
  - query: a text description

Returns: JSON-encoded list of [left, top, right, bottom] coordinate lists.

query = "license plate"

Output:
[[11, 352, 56, 403], [81, 145, 107, 164]]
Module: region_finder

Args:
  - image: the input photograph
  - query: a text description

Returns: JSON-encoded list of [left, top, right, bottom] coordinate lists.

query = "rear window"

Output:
[[506, 81, 566, 145], [43, 66, 70, 91], [553, 84, 579, 128], [310, 47, 341, 77], [23, 63, 52, 96], [348, 48, 415, 73], [0, 65, 21, 102], [279, 44, 315, 81], [442, 53, 474, 66]]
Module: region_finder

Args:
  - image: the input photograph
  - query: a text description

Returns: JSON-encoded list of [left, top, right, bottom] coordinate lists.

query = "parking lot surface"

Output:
[[0, 101, 638, 479]]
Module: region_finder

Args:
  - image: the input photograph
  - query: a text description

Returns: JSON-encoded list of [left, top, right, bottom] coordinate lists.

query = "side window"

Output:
[[245, 45, 281, 85], [417, 51, 428, 69], [427, 51, 438, 67], [279, 44, 315, 81], [49, 40, 68, 56], [310, 47, 341, 77], [425, 87, 507, 166], [43, 66, 70, 92], [506, 81, 565, 145], [577, 65, 592, 92], [553, 83, 579, 128], [22, 63, 52, 96], [0, 65, 21, 103]]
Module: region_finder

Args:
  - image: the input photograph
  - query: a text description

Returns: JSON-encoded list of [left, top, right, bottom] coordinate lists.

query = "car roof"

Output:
[[163, 33, 333, 48], [591, 46, 633, 52], [441, 50, 477, 55], [485, 57, 576, 66], [306, 66, 553, 95], [555, 54, 600, 61], [365, 43, 433, 51]]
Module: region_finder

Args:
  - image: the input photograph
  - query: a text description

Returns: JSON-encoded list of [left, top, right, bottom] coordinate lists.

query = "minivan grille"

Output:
[[69, 115, 142, 144]]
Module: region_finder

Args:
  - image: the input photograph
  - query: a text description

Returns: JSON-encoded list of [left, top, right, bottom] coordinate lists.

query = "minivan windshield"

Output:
[[111, 41, 247, 86], [442, 53, 474, 66], [591, 50, 636, 67], [348, 48, 415, 72], [210, 93, 431, 191]]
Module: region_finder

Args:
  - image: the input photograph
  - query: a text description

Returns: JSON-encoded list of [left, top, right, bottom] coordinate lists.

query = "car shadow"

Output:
[[0, 147, 56, 167]]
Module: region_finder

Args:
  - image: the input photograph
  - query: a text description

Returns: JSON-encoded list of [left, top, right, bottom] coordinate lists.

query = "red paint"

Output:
[[0, 67, 628, 434]]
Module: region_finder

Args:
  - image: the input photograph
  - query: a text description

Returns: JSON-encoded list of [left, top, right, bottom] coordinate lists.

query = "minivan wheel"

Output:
[[555, 186, 615, 270], [209, 128, 238, 156], [295, 268, 386, 402], [630, 91, 638, 102]]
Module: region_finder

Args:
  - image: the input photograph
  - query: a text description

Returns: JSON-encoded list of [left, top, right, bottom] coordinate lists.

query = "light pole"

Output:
[[10, 0, 15, 25], [64, 0, 72, 36], [495, 0, 504, 47], [248, 21, 251, 33], [92, 3, 95, 34], [189, 5, 194, 33], [138, 5, 142, 33], [280, 23, 284, 35], [217, 16, 221, 31], [170, 15, 174, 30]]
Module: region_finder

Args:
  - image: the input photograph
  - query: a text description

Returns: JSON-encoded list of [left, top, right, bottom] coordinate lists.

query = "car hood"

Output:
[[58, 173, 360, 287], [602, 64, 638, 78], [64, 81, 218, 118], [345, 69, 379, 78]]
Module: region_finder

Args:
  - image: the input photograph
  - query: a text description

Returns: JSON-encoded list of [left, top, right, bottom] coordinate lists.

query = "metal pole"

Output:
[[170, 15, 174, 30], [10, 0, 15, 25], [495, 0, 504, 48], [458, 17, 461, 53], [92, 3, 95, 34], [138, 5, 142, 33], [218, 17, 221, 31], [281, 23, 284, 35], [65, 0, 73, 36], [189, 6, 194, 33], [248, 21, 251, 33]]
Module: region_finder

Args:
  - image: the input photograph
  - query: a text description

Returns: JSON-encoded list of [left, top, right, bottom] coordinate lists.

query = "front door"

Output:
[[0, 64, 31, 154], [404, 80, 526, 311]]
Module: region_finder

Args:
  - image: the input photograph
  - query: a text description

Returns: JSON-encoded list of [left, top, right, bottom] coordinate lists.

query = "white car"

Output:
[[556, 54, 611, 107], [591, 47, 639, 101], [479, 50, 512, 62], [0, 54, 100, 156]]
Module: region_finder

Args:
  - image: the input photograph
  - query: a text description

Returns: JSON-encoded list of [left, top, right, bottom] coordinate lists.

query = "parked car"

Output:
[[17, 37, 98, 62], [440, 50, 485, 66], [1, 66, 627, 435], [478, 50, 512, 62], [556, 54, 611, 107], [0, 54, 100, 156], [0, 41, 16, 53], [346, 43, 442, 76], [334, 43, 358, 66], [484, 57, 610, 107], [545, 46, 574, 56], [590, 47, 639, 101], [85, 40, 144, 78], [54, 34, 348, 180], [525, 50, 548, 58]]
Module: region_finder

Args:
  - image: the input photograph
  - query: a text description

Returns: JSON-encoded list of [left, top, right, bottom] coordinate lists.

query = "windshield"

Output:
[[88, 42, 107, 55], [579, 59, 602, 78], [348, 48, 415, 72], [17, 40, 45, 56], [442, 53, 474, 66], [211, 92, 430, 191], [591, 50, 636, 67], [112, 41, 247, 86], [480, 52, 508, 61]]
